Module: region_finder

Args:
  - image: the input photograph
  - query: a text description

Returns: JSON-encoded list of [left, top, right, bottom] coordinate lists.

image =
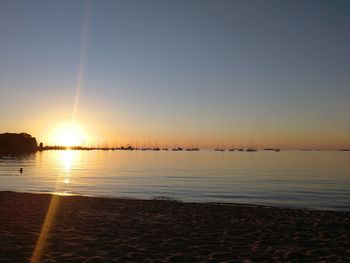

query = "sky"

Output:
[[0, 0, 349, 149]]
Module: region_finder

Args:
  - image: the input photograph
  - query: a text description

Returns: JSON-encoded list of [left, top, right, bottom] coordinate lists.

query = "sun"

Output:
[[49, 123, 87, 147]]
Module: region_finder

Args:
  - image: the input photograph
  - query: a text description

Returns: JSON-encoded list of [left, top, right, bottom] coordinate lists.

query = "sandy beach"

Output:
[[0, 191, 349, 262]]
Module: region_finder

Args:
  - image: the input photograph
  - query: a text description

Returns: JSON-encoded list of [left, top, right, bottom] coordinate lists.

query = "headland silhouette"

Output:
[[0, 133, 37, 155]]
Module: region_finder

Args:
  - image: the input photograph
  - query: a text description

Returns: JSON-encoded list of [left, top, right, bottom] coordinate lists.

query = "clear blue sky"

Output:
[[0, 0, 349, 148]]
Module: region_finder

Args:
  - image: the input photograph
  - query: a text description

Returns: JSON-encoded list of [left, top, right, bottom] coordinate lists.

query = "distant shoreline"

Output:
[[1, 147, 349, 158], [10, 147, 350, 152], [1, 132, 349, 153]]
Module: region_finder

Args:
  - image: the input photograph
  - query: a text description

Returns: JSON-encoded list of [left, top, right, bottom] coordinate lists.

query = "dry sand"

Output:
[[0, 191, 349, 262]]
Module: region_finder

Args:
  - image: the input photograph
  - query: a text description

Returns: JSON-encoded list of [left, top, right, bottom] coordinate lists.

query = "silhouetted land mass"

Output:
[[246, 148, 258, 152], [264, 148, 281, 152], [0, 133, 37, 155], [172, 147, 183, 151], [185, 147, 199, 151], [214, 148, 226, 151]]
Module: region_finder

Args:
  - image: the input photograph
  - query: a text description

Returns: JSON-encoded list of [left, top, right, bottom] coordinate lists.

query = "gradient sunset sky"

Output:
[[0, 0, 349, 149]]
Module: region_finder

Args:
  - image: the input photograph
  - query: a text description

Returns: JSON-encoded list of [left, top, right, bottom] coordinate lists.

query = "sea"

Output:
[[0, 150, 349, 211]]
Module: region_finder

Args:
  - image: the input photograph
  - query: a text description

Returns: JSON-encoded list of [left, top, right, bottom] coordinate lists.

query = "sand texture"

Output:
[[0, 191, 349, 262]]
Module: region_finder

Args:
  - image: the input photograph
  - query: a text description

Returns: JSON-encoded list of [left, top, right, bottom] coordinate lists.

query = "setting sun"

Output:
[[49, 123, 88, 147]]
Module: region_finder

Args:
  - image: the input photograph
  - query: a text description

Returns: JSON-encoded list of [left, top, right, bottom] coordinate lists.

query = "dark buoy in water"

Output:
[[19, 168, 23, 174]]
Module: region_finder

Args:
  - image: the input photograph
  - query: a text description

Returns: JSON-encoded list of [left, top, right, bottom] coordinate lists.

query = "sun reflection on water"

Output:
[[60, 150, 75, 172], [63, 178, 70, 184], [56, 150, 80, 192]]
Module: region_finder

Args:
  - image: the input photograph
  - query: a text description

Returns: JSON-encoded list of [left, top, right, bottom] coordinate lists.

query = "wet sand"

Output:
[[0, 191, 349, 262]]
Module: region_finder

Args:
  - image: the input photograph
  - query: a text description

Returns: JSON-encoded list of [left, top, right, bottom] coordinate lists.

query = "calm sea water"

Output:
[[0, 150, 349, 211]]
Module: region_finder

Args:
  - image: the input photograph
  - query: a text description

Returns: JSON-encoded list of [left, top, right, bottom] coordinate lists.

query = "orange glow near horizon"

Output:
[[37, 126, 350, 150], [47, 123, 89, 147]]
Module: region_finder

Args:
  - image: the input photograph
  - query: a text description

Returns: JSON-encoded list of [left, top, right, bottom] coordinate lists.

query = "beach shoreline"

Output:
[[1, 191, 349, 262]]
